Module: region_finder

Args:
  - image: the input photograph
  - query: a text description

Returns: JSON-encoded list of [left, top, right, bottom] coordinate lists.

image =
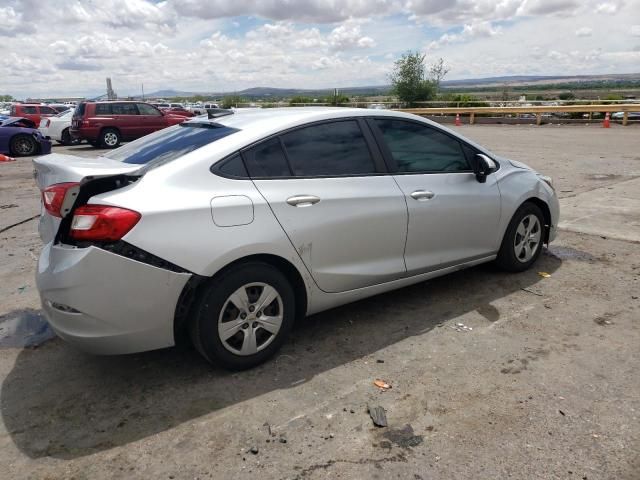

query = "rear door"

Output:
[[137, 103, 166, 135], [370, 118, 501, 274], [111, 103, 141, 139], [247, 119, 408, 293]]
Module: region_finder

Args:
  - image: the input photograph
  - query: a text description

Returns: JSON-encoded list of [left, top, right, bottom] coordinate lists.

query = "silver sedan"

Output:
[[33, 107, 559, 369]]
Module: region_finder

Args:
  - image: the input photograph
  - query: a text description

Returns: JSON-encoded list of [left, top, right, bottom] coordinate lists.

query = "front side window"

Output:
[[22, 106, 37, 114], [137, 103, 162, 116], [39, 106, 57, 114], [243, 138, 290, 177], [374, 119, 470, 173], [281, 120, 376, 176]]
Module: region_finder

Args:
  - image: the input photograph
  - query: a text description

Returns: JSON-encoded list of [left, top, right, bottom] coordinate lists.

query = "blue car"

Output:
[[0, 117, 52, 156]]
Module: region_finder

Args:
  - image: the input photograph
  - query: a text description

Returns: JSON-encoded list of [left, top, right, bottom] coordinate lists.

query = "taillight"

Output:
[[42, 182, 79, 217], [70, 205, 140, 242]]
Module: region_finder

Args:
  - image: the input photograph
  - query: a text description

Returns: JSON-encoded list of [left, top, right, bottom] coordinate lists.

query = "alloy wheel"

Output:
[[514, 214, 542, 262]]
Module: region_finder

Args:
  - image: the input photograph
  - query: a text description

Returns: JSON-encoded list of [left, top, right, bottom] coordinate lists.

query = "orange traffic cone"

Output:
[[603, 112, 610, 128], [455, 113, 461, 126], [0, 154, 16, 162]]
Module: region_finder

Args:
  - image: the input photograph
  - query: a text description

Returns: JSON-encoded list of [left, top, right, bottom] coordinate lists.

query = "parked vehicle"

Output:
[[39, 109, 78, 145], [612, 111, 640, 121], [1, 117, 52, 156], [70, 101, 186, 148], [189, 103, 219, 115], [165, 107, 195, 117], [9, 104, 59, 125], [34, 108, 559, 369]]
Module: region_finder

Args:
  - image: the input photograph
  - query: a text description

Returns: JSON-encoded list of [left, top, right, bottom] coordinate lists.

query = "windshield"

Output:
[[102, 122, 240, 166], [55, 109, 73, 118]]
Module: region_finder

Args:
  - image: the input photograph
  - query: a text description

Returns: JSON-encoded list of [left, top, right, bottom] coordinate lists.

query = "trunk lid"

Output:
[[33, 153, 142, 243]]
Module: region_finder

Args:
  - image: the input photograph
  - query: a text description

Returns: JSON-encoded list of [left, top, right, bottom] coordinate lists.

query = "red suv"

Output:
[[10, 104, 60, 124], [71, 101, 186, 148]]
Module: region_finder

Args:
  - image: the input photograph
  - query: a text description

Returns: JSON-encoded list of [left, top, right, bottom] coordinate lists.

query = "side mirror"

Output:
[[472, 153, 497, 183]]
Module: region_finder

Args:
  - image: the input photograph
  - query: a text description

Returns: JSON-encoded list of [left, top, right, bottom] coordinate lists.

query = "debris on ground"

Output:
[[368, 405, 388, 427], [373, 379, 391, 390], [450, 323, 473, 332], [538, 271, 551, 278], [522, 287, 544, 296], [382, 424, 424, 448], [249, 446, 259, 455]]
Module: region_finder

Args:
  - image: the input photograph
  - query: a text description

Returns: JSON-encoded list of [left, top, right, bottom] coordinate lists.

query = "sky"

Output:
[[1, 0, 639, 98]]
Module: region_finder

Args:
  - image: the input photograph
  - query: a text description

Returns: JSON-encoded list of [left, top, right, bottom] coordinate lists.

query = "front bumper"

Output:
[[39, 136, 52, 155], [36, 243, 191, 355]]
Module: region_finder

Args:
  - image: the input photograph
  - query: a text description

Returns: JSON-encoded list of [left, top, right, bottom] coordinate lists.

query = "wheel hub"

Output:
[[218, 282, 283, 356]]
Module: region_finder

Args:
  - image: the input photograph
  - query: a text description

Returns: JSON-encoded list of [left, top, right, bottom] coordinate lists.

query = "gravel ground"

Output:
[[0, 124, 639, 479]]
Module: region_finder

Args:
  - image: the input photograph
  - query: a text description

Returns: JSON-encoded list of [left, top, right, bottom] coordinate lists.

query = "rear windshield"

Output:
[[74, 102, 86, 117], [102, 122, 240, 166]]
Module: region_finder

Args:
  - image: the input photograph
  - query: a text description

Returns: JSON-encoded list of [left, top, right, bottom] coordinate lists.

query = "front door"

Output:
[[370, 118, 501, 274], [246, 120, 408, 293]]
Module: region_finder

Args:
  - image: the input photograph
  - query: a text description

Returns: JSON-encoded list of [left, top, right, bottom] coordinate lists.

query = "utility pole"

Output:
[[142, 83, 145, 101]]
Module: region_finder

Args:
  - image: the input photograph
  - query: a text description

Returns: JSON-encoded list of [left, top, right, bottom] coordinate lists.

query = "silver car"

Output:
[[33, 108, 559, 369]]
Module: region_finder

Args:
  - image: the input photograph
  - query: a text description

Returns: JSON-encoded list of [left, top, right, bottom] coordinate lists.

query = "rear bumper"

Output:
[[70, 127, 99, 141], [36, 243, 191, 355]]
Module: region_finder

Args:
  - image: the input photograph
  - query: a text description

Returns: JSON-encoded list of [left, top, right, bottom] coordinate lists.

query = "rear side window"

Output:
[[216, 154, 248, 178], [95, 103, 112, 115], [111, 103, 138, 115], [22, 106, 37, 114], [39, 106, 57, 114], [281, 120, 376, 176], [374, 119, 470, 173], [103, 122, 240, 166], [243, 138, 291, 177]]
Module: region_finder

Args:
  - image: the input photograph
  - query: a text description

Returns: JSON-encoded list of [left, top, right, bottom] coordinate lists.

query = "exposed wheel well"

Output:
[[522, 197, 551, 243], [173, 254, 308, 341]]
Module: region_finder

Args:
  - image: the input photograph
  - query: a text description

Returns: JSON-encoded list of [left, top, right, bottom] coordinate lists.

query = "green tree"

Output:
[[221, 95, 245, 109], [325, 92, 350, 106], [389, 51, 438, 107], [289, 96, 313, 106], [0, 94, 14, 102], [558, 92, 575, 100]]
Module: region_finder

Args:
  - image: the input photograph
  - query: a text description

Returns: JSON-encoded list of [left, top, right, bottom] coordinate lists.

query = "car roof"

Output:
[[194, 107, 420, 133]]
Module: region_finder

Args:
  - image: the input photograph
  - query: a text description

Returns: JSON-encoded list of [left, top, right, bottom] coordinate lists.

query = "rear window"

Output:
[[102, 122, 240, 166], [74, 102, 86, 117]]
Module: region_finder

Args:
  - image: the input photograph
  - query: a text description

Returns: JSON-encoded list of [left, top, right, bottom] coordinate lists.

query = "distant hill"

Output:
[[143, 73, 640, 99]]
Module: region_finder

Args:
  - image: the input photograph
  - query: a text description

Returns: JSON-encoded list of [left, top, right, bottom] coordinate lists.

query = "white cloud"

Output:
[[1, 0, 639, 98], [575, 27, 593, 36]]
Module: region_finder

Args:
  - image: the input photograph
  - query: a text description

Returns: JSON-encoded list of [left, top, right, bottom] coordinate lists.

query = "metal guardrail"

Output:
[[398, 104, 640, 126]]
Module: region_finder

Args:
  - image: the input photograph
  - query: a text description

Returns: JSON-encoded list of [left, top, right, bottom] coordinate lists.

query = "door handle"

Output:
[[286, 195, 321, 207], [410, 190, 435, 201]]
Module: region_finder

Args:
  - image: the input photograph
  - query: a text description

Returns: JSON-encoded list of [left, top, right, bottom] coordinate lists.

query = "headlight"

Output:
[[538, 174, 554, 190]]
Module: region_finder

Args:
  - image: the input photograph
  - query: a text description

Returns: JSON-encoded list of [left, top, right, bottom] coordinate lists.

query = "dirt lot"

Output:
[[1, 124, 639, 479]]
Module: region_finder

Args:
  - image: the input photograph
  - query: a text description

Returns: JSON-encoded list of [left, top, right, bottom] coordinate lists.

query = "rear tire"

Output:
[[60, 128, 76, 146], [190, 262, 295, 370], [496, 202, 546, 272], [10, 134, 38, 156], [99, 128, 121, 149]]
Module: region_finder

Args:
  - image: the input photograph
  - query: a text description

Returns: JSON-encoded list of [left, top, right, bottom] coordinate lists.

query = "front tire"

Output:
[[496, 202, 545, 272], [99, 128, 121, 148], [10, 134, 38, 156], [190, 262, 295, 370]]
